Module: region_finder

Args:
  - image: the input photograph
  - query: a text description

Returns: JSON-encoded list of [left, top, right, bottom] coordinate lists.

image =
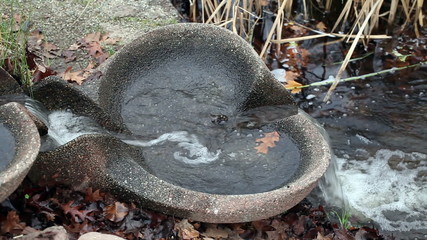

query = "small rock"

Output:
[[78, 232, 125, 240], [20, 226, 68, 240]]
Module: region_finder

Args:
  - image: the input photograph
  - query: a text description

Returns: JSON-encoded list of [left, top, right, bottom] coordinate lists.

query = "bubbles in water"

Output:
[[123, 131, 221, 165], [46, 111, 107, 146], [336, 149, 427, 232]]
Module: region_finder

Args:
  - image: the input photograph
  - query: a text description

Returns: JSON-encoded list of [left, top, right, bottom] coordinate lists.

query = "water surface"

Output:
[[0, 123, 15, 171]]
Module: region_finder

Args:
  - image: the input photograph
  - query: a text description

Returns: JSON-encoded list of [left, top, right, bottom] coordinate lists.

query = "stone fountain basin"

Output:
[[30, 23, 331, 223], [0, 102, 40, 202], [97, 23, 331, 222], [31, 110, 330, 223]]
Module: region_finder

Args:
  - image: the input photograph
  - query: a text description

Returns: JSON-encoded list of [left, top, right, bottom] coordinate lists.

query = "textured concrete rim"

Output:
[[35, 23, 331, 222], [104, 110, 331, 223], [31, 110, 331, 223], [96, 23, 331, 222], [0, 102, 40, 202], [98, 23, 296, 121]]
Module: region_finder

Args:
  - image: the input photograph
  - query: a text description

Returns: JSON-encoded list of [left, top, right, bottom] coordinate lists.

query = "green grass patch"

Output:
[[0, 13, 32, 92]]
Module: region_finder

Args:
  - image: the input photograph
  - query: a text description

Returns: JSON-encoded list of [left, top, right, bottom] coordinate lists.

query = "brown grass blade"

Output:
[[259, 0, 288, 58], [324, 0, 383, 102]]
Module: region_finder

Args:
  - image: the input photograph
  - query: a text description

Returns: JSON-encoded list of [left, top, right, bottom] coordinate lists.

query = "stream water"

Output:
[[278, 37, 427, 238]]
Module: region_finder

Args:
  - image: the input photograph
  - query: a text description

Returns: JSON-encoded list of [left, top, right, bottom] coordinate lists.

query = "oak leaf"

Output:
[[259, 0, 270, 6], [60, 66, 85, 85], [62, 50, 76, 63], [1, 211, 26, 233], [61, 201, 93, 222], [316, 21, 327, 31], [175, 219, 200, 239], [201, 224, 229, 239], [284, 79, 303, 94], [85, 187, 104, 202], [255, 131, 280, 154], [105, 202, 129, 222], [83, 32, 102, 43], [100, 33, 120, 45]]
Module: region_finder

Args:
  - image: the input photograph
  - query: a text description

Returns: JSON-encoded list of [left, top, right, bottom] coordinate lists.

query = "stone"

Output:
[[0, 67, 23, 95], [19, 226, 68, 240], [78, 232, 125, 240], [0, 102, 40, 202], [30, 23, 331, 223]]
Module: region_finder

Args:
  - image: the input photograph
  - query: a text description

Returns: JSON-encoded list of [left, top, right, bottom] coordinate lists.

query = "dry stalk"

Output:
[[324, 0, 383, 102], [260, 0, 288, 58]]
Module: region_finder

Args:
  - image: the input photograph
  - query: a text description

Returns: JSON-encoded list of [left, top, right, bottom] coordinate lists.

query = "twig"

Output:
[[71, 0, 94, 26], [323, 0, 383, 102], [285, 61, 427, 91]]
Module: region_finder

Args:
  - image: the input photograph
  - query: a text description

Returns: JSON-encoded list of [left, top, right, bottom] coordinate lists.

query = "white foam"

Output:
[[47, 111, 106, 145], [123, 131, 221, 165], [336, 149, 427, 231]]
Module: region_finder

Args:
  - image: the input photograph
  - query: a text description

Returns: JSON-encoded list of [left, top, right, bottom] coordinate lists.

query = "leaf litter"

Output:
[[0, 179, 389, 240], [24, 29, 120, 85]]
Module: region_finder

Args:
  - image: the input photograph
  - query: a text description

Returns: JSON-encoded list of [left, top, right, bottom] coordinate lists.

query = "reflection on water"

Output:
[[125, 127, 300, 195], [0, 123, 15, 171], [41, 107, 301, 195]]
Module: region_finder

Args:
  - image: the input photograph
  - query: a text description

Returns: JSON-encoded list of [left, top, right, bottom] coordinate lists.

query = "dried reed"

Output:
[[196, 0, 425, 96]]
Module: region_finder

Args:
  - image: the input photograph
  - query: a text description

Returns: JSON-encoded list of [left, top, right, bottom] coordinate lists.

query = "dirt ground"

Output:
[[0, 0, 179, 72]]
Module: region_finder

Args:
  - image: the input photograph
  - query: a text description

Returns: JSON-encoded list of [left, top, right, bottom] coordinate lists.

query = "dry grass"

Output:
[[192, 0, 425, 97], [0, 12, 32, 92]]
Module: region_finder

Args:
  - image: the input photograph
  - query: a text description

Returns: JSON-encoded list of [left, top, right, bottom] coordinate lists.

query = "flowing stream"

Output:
[[288, 38, 427, 238]]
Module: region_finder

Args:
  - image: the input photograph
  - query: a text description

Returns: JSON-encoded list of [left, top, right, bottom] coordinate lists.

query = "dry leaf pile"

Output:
[[0, 179, 388, 240], [1, 13, 121, 86], [26, 30, 119, 85]]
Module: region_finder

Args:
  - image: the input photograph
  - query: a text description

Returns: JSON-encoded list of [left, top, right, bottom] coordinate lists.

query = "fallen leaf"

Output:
[[202, 224, 229, 239], [68, 43, 80, 51], [59, 66, 86, 84], [105, 202, 129, 222], [316, 22, 327, 31], [62, 50, 76, 63], [32, 66, 56, 82], [86, 41, 108, 64], [316, 232, 333, 240], [260, 0, 270, 6], [83, 32, 101, 43], [284, 80, 303, 94], [27, 30, 44, 51], [100, 33, 120, 45], [1, 211, 26, 233], [61, 201, 90, 222], [85, 188, 104, 202], [175, 219, 200, 240], [255, 131, 280, 154]]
